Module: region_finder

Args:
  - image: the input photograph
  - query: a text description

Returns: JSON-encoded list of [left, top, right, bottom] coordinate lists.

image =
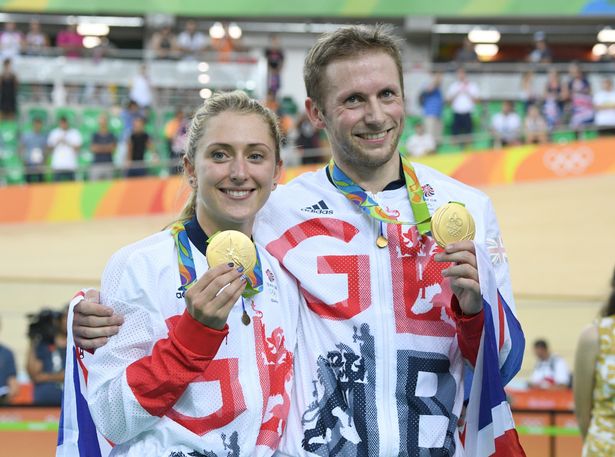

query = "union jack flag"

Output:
[[464, 244, 526, 457], [487, 236, 508, 265], [57, 292, 111, 457]]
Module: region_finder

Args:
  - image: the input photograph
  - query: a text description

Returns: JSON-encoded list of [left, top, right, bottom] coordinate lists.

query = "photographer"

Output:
[[26, 307, 67, 406]]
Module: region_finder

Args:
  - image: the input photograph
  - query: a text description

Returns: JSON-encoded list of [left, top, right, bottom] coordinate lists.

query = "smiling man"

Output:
[[66, 25, 525, 457]]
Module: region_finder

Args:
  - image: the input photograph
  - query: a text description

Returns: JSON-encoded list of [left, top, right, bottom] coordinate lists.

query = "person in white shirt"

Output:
[[177, 20, 207, 60], [529, 339, 571, 389], [405, 121, 436, 157], [446, 67, 480, 146], [593, 77, 615, 136], [129, 64, 154, 109], [48, 116, 82, 182], [0, 22, 22, 61], [491, 100, 522, 147]]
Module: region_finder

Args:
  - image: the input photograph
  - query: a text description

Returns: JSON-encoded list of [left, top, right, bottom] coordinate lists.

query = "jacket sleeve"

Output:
[[85, 247, 228, 445]]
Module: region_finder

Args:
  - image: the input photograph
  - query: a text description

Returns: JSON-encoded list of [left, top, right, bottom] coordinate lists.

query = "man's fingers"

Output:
[[84, 288, 101, 303], [434, 249, 477, 268], [444, 240, 476, 254], [74, 322, 121, 339], [442, 263, 479, 282], [74, 300, 114, 318], [74, 335, 111, 351], [74, 312, 124, 328]]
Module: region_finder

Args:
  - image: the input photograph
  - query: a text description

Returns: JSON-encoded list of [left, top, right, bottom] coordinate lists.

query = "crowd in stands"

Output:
[[0, 22, 615, 181], [405, 62, 615, 157]]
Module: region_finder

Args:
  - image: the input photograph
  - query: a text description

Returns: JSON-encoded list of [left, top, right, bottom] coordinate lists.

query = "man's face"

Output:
[[307, 51, 404, 173], [534, 346, 548, 361]]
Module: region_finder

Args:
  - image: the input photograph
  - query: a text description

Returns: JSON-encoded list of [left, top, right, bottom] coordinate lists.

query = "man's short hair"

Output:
[[533, 339, 548, 350], [303, 24, 404, 110]]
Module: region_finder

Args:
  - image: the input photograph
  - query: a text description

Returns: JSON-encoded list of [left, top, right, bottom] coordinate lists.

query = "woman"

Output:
[[543, 68, 564, 130], [85, 91, 299, 456], [573, 268, 615, 457]]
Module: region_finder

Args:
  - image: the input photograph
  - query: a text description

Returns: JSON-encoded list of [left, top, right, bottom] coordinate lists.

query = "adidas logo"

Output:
[[301, 200, 333, 214]]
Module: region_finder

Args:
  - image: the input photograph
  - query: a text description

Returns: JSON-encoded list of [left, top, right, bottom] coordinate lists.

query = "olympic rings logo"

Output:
[[542, 146, 594, 176]]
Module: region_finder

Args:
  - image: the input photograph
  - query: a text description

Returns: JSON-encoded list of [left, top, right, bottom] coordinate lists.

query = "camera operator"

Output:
[[26, 307, 68, 405]]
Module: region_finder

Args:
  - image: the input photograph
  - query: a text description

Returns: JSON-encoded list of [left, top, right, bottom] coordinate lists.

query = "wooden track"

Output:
[[1, 174, 614, 381]]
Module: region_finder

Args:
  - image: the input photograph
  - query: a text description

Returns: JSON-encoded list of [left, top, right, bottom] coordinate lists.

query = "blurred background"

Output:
[[0, 0, 615, 455]]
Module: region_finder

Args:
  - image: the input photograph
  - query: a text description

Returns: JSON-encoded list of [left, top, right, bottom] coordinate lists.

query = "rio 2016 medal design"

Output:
[[430, 202, 476, 248], [206, 230, 257, 273]]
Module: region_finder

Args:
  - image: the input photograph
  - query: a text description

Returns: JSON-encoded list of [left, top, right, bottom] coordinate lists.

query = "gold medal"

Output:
[[430, 202, 476, 248], [376, 235, 388, 248], [206, 230, 257, 273]]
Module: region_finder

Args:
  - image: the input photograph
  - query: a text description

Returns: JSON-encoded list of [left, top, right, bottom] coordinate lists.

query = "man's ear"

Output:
[[305, 97, 326, 130]]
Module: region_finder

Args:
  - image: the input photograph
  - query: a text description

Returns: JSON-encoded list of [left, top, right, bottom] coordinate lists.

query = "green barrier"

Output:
[[0, 421, 59, 431], [517, 425, 580, 437]]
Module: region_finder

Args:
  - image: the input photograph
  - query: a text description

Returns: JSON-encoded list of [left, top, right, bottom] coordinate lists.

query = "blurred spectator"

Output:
[[566, 62, 594, 131], [149, 26, 178, 59], [211, 22, 240, 62], [26, 308, 67, 406], [446, 67, 479, 146], [163, 108, 188, 174], [295, 111, 322, 164], [56, 24, 83, 58], [265, 34, 285, 98], [0, 21, 23, 61], [20, 117, 48, 183], [527, 32, 552, 64], [529, 339, 571, 390], [573, 267, 615, 453], [454, 37, 478, 63], [117, 100, 142, 165], [405, 121, 436, 157], [543, 68, 564, 130], [126, 117, 153, 178], [524, 104, 549, 144], [48, 116, 82, 182], [24, 19, 49, 56], [0, 58, 18, 120], [418, 72, 444, 144], [519, 70, 540, 112], [491, 100, 522, 147], [177, 20, 207, 60], [0, 316, 18, 404], [129, 64, 154, 110], [90, 114, 117, 181], [593, 77, 615, 136]]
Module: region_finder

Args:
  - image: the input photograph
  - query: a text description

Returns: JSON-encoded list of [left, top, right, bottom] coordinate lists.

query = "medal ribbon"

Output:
[[170, 222, 263, 298], [327, 153, 431, 234]]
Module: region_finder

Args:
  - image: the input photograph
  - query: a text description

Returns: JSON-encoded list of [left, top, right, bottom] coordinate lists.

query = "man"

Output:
[[64, 25, 524, 457], [446, 67, 480, 147], [48, 116, 83, 182], [405, 121, 436, 157], [490, 100, 522, 148], [20, 117, 48, 183], [89, 114, 117, 181], [529, 339, 571, 390]]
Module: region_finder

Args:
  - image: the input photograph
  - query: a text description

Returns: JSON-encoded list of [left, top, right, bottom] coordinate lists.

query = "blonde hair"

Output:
[[304, 24, 404, 111], [176, 91, 282, 224]]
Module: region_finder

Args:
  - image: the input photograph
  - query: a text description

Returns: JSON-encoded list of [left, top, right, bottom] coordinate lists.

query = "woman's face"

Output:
[[185, 111, 281, 237]]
